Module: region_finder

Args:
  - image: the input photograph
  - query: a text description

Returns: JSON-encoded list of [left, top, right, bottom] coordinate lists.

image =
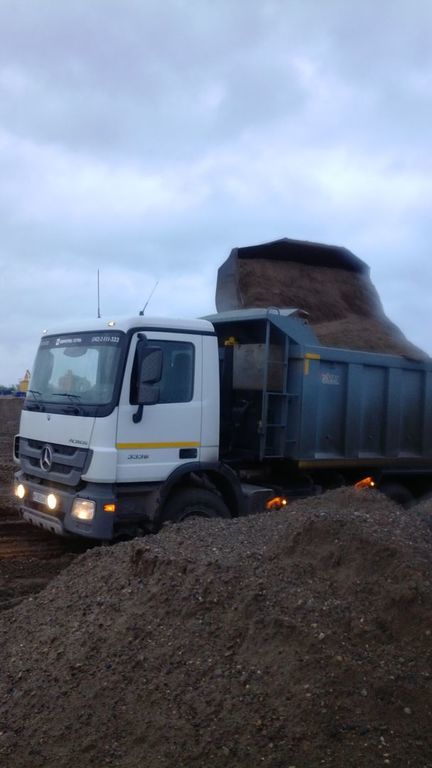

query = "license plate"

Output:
[[33, 491, 48, 505]]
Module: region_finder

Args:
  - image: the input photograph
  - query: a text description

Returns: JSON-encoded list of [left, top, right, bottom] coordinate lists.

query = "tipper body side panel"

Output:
[[293, 346, 432, 466], [208, 309, 432, 468]]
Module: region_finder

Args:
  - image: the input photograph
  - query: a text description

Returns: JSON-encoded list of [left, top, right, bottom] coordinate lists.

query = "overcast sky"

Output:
[[0, 0, 431, 384]]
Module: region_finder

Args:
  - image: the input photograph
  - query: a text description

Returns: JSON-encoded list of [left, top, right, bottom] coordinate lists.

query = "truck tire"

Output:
[[161, 487, 231, 524], [379, 482, 413, 507]]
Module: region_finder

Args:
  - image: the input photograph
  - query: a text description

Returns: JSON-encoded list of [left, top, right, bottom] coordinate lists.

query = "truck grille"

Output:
[[19, 438, 92, 487]]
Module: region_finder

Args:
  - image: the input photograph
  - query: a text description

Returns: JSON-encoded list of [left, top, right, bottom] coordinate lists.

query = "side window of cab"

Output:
[[130, 340, 194, 404]]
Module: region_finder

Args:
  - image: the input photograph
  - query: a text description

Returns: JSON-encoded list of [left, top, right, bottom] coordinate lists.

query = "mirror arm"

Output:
[[132, 404, 144, 424]]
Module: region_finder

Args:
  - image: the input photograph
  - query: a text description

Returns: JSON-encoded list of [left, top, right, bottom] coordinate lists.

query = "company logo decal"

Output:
[[40, 444, 54, 472], [321, 372, 340, 386]]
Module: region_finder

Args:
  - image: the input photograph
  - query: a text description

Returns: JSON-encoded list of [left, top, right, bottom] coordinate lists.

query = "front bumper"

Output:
[[14, 471, 117, 539]]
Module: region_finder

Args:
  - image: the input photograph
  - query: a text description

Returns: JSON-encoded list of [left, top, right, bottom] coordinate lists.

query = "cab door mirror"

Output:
[[136, 345, 163, 405]]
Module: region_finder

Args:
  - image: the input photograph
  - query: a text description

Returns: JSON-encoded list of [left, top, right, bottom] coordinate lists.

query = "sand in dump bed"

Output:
[[0, 488, 432, 768], [238, 259, 428, 359]]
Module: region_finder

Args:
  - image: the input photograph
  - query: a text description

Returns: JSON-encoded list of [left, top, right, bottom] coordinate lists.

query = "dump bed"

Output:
[[206, 309, 432, 467], [290, 344, 432, 468]]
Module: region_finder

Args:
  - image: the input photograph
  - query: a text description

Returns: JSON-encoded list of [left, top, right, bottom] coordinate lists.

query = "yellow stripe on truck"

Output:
[[116, 441, 201, 450]]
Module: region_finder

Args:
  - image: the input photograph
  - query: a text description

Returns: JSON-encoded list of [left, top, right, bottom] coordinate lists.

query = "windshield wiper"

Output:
[[26, 389, 45, 411], [50, 392, 83, 415], [51, 393, 82, 402], [28, 389, 42, 399]]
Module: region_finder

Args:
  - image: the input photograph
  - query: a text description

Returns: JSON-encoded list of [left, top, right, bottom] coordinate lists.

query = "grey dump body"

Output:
[[206, 308, 432, 469]]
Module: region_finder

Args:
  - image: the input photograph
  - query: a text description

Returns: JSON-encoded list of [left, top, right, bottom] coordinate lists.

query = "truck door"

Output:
[[116, 332, 203, 482]]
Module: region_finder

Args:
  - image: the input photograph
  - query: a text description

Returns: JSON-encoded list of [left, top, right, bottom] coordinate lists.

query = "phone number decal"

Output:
[[91, 335, 121, 343]]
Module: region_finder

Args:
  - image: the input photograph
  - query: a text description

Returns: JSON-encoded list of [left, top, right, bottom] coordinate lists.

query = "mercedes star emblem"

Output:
[[40, 445, 53, 472]]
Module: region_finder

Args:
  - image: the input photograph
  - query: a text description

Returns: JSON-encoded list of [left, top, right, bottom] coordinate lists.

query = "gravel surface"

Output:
[[1, 379, 432, 766], [0, 487, 431, 768]]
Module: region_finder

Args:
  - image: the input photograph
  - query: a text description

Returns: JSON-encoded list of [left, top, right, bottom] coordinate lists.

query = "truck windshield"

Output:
[[28, 332, 125, 409]]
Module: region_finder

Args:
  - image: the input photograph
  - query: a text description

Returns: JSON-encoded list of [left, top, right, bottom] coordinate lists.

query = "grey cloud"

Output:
[[1, 0, 432, 382]]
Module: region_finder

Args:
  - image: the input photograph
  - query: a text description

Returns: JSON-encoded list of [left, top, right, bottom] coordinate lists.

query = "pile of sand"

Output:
[[0, 487, 432, 767], [216, 240, 428, 360]]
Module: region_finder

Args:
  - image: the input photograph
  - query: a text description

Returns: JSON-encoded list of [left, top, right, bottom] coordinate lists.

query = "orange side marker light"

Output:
[[266, 496, 288, 510], [354, 476, 375, 489]]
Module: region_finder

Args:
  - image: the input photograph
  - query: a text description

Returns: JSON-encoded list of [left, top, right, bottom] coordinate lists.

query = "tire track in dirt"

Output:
[[0, 519, 81, 559]]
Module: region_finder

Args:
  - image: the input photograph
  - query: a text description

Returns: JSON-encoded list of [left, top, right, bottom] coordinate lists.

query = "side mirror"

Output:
[[137, 382, 160, 406], [133, 345, 163, 422], [137, 346, 163, 402]]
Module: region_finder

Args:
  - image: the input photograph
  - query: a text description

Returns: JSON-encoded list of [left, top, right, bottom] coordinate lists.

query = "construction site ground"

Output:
[[0, 399, 86, 611], [1, 398, 432, 767]]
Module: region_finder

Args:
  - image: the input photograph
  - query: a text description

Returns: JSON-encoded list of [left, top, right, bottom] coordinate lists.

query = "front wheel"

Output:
[[161, 487, 231, 524]]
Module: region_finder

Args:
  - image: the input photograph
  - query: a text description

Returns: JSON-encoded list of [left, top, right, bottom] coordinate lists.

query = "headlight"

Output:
[[71, 498, 95, 521], [15, 483, 26, 499], [47, 493, 58, 510]]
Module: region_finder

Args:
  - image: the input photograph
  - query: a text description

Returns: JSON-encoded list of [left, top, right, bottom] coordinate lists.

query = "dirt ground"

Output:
[[1, 400, 432, 767], [0, 488, 431, 768], [0, 398, 80, 610]]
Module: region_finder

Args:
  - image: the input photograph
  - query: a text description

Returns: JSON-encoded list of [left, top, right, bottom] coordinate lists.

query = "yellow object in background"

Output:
[[18, 369, 31, 393]]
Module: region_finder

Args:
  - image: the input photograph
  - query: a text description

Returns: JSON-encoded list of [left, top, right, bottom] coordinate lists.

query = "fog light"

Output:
[[71, 498, 95, 521], [47, 493, 57, 510], [15, 483, 26, 499]]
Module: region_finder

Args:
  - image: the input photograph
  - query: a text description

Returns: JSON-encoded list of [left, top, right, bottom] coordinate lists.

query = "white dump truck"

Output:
[[13, 240, 432, 539]]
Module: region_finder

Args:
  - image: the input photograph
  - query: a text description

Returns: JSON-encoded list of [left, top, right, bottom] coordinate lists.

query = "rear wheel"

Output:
[[379, 482, 414, 507], [161, 487, 231, 524]]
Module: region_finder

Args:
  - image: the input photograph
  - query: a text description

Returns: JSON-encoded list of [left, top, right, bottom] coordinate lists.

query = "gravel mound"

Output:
[[0, 488, 431, 768], [232, 257, 427, 359]]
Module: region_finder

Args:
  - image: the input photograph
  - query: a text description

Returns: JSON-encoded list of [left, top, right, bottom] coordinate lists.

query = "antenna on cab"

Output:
[[139, 280, 159, 316], [97, 269, 101, 318]]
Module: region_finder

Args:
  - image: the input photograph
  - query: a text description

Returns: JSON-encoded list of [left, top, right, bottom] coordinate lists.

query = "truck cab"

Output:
[[14, 315, 233, 539]]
